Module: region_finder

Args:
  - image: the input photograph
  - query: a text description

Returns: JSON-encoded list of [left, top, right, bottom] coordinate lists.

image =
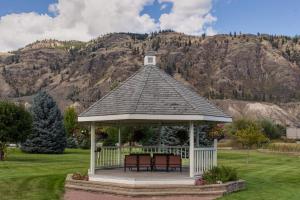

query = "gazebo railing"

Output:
[[193, 147, 216, 175], [96, 146, 121, 168], [96, 146, 189, 168], [95, 145, 217, 174]]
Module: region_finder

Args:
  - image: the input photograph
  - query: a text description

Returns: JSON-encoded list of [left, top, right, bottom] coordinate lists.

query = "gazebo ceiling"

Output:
[[78, 55, 232, 123]]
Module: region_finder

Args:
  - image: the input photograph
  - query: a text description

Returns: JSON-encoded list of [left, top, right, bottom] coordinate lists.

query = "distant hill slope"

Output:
[[1, 32, 300, 125]]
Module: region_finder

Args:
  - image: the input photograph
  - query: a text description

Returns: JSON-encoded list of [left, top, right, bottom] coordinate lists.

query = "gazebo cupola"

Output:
[[144, 51, 156, 66]]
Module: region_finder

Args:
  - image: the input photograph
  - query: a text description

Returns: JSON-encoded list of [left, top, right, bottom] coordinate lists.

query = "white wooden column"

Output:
[[196, 127, 199, 148], [189, 121, 194, 177], [118, 126, 122, 166], [213, 139, 218, 166], [90, 123, 96, 175]]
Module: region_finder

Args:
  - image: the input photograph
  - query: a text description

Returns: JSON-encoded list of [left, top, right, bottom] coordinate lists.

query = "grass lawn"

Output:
[[219, 150, 300, 200], [0, 148, 89, 200], [0, 149, 300, 200]]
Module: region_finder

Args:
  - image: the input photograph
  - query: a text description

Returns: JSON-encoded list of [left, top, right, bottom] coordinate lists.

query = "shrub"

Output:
[[72, 172, 88, 181], [267, 143, 300, 152], [0, 101, 32, 160], [66, 137, 78, 148], [75, 128, 90, 149], [227, 118, 258, 135], [259, 119, 283, 139], [202, 166, 238, 184]]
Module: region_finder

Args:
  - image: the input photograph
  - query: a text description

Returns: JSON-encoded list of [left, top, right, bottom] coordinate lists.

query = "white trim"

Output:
[[213, 139, 218, 166], [78, 114, 232, 123], [90, 123, 96, 175], [189, 121, 194, 177], [144, 55, 156, 66]]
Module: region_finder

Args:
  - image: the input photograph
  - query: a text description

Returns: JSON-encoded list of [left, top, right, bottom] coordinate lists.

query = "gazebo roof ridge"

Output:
[[132, 65, 153, 113]]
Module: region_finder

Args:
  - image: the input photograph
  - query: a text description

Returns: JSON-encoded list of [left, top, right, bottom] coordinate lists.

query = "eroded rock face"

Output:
[[213, 100, 300, 126], [1, 32, 300, 124]]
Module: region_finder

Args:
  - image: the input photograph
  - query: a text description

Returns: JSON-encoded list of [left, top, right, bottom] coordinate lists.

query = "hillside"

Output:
[[1, 31, 300, 125]]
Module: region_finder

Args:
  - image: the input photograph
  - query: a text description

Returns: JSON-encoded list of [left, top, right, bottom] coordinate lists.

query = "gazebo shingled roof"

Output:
[[78, 63, 231, 123]]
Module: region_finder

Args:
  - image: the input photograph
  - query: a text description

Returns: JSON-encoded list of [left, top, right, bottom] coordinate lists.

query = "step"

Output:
[[66, 180, 227, 193], [65, 184, 225, 198]]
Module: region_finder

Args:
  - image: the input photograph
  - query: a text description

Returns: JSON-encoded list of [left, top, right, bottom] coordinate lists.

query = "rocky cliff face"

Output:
[[1, 32, 300, 125]]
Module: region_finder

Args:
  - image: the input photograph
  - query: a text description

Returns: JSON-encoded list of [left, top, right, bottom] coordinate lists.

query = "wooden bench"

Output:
[[124, 154, 138, 171], [168, 155, 182, 172], [152, 154, 169, 171], [124, 154, 152, 171], [124, 153, 182, 172]]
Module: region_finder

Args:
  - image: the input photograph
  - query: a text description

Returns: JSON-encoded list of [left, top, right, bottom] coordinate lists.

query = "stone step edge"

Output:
[[66, 174, 244, 190], [65, 184, 226, 197], [67, 181, 224, 192]]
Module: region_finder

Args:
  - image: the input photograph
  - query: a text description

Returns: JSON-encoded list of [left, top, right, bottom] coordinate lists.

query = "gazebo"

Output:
[[78, 52, 232, 185]]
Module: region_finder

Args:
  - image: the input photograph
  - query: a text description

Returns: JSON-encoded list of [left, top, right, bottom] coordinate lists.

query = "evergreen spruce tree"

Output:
[[160, 126, 181, 146], [21, 91, 66, 153], [196, 125, 213, 147]]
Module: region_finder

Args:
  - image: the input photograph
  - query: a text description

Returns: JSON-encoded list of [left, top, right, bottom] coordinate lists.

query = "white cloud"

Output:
[[160, 4, 168, 10], [206, 26, 217, 36], [0, 0, 216, 52], [159, 0, 216, 35]]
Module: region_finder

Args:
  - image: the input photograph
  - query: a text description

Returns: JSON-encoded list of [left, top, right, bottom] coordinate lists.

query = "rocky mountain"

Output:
[[1, 31, 300, 126]]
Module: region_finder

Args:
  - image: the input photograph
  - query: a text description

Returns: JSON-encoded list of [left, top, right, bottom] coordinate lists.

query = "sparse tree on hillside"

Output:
[[0, 101, 32, 160], [21, 91, 66, 153]]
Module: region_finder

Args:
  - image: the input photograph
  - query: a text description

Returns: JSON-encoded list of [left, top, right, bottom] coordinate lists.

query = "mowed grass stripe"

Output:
[[0, 149, 89, 200], [219, 150, 300, 200]]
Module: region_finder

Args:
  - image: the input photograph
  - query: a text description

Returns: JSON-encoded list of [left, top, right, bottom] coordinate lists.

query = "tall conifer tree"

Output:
[[22, 91, 66, 153]]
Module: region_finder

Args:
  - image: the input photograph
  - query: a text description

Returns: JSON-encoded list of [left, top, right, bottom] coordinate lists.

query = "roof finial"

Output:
[[144, 51, 156, 66]]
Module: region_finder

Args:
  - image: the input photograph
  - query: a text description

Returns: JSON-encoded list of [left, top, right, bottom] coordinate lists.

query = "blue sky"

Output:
[[0, 0, 299, 51], [0, 0, 299, 36]]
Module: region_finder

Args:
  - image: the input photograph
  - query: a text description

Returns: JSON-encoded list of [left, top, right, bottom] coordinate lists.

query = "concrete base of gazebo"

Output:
[[65, 174, 246, 198], [89, 167, 195, 185]]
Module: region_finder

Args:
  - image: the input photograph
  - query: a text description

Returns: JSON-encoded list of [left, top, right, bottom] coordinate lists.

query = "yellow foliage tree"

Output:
[[236, 125, 269, 164]]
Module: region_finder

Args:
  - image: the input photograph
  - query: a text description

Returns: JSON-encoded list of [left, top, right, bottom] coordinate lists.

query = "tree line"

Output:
[[0, 91, 286, 161]]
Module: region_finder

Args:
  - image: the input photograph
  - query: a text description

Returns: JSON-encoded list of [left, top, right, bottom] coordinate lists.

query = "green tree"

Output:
[[21, 91, 67, 153], [0, 101, 32, 160], [259, 119, 282, 139], [64, 107, 78, 137], [64, 107, 79, 148], [236, 125, 269, 164], [226, 118, 257, 135]]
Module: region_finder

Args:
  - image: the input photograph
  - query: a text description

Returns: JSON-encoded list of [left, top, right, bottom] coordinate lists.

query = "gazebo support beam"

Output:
[[118, 126, 122, 166], [90, 123, 96, 175], [189, 121, 194, 177]]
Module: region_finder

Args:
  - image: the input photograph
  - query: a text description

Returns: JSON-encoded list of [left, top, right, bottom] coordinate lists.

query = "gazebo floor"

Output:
[[90, 167, 195, 185]]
